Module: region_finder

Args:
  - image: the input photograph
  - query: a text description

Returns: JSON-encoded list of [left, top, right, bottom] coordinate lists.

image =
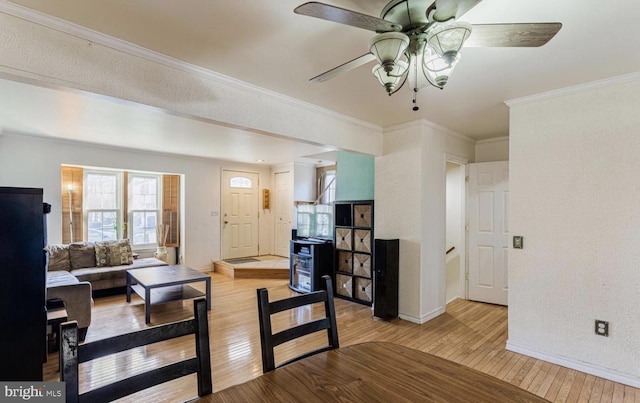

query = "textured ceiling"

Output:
[[5, 0, 640, 152]]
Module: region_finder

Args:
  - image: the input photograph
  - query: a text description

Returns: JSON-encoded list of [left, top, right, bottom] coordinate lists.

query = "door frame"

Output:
[[220, 169, 260, 260], [443, 153, 468, 303]]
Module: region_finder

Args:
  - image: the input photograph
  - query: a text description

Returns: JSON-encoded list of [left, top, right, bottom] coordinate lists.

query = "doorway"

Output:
[[445, 157, 467, 305], [467, 161, 509, 306], [221, 170, 259, 260], [273, 171, 292, 257]]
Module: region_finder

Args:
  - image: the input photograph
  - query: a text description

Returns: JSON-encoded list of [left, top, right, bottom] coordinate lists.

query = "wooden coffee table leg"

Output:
[[205, 277, 211, 310], [126, 272, 132, 302], [145, 287, 151, 324]]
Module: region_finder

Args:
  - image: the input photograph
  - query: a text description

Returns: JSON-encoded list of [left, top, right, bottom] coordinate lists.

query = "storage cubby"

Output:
[[333, 200, 374, 306], [334, 203, 352, 226]]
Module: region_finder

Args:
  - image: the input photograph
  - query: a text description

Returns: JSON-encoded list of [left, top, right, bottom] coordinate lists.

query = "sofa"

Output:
[[46, 239, 168, 340], [46, 270, 92, 341]]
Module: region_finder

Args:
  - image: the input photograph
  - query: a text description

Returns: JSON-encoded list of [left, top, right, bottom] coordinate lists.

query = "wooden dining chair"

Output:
[[257, 274, 339, 373], [59, 298, 212, 403]]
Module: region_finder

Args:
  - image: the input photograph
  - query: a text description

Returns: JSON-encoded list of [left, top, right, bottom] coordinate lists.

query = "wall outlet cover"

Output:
[[595, 320, 609, 337], [513, 236, 523, 249]]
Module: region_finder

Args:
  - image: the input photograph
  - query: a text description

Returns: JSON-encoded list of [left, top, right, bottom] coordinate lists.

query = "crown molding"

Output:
[[505, 72, 640, 107], [476, 136, 509, 144], [0, 0, 381, 133], [384, 119, 475, 144]]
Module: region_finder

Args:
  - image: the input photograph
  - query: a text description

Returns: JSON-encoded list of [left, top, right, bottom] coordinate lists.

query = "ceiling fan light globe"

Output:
[[372, 60, 409, 95], [426, 21, 472, 56], [423, 48, 461, 89], [369, 32, 410, 66]]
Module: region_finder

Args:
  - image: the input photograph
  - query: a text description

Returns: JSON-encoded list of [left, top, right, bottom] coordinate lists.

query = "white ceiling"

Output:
[[4, 0, 640, 161]]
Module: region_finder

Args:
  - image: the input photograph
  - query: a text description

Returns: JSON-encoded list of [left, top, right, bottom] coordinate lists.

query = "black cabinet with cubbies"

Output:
[[333, 200, 374, 306], [289, 239, 333, 293]]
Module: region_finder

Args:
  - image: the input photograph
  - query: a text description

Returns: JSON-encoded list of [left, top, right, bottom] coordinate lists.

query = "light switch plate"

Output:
[[513, 236, 523, 249]]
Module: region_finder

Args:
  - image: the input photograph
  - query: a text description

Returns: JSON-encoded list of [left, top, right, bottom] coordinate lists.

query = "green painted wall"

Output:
[[335, 151, 375, 201]]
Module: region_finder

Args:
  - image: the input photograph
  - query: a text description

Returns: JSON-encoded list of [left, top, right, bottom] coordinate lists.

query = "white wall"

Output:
[[375, 126, 423, 320], [0, 133, 273, 270], [507, 78, 640, 386], [376, 120, 475, 323], [292, 162, 316, 230], [475, 136, 509, 162], [293, 163, 316, 203]]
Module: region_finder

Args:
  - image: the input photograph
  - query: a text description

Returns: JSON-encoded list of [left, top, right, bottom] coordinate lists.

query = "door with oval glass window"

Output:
[[222, 170, 259, 259]]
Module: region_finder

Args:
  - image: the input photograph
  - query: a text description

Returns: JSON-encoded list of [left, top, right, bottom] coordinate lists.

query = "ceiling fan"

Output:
[[294, 0, 562, 110]]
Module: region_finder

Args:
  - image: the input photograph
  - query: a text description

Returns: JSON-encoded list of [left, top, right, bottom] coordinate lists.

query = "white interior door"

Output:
[[222, 170, 259, 259], [274, 171, 292, 257], [468, 161, 509, 305]]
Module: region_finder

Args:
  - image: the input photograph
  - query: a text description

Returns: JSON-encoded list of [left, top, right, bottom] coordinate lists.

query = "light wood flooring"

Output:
[[43, 273, 638, 402]]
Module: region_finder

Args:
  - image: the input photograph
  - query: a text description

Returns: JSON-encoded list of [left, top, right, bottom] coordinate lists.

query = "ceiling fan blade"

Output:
[[464, 23, 562, 47], [294, 2, 401, 33], [310, 53, 377, 83], [432, 0, 483, 22]]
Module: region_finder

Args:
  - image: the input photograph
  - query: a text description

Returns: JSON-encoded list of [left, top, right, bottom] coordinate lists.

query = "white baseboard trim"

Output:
[[506, 341, 640, 388], [399, 306, 445, 324]]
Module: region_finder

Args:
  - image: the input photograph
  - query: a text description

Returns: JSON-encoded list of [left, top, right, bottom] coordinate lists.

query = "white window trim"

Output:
[[83, 170, 122, 241], [128, 173, 161, 249]]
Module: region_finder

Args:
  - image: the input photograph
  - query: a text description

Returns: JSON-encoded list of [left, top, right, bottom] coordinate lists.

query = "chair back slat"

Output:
[[60, 298, 211, 403], [272, 318, 331, 347], [257, 275, 339, 373], [80, 358, 200, 403], [79, 320, 196, 362], [269, 291, 327, 313]]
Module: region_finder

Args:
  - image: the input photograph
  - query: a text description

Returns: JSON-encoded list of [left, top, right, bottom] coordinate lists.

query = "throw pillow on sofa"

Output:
[[46, 244, 71, 271], [94, 241, 113, 267], [69, 242, 97, 269], [106, 239, 133, 266]]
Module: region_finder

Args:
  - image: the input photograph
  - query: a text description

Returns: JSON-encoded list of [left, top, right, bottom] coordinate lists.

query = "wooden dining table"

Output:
[[197, 341, 548, 402]]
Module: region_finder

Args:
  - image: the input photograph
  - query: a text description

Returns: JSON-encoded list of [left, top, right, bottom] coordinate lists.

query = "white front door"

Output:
[[274, 171, 292, 257], [468, 161, 509, 305], [222, 170, 259, 259]]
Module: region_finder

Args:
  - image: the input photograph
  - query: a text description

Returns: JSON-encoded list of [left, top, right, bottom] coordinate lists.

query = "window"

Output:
[[84, 171, 120, 242], [62, 166, 181, 249], [317, 167, 336, 204], [129, 174, 160, 247], [230, 176, 252, 188], [315, 204, 333, 237]]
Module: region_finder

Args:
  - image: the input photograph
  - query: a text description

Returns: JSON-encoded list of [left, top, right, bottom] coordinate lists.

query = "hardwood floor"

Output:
[[43, 273, 638, 402]]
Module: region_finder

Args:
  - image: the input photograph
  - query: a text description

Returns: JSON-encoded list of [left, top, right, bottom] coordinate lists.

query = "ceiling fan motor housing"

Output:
[[381, 0, 434, 32]]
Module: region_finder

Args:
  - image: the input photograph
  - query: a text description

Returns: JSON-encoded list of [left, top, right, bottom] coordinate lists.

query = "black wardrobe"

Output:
[[0, 187, 48, 381]]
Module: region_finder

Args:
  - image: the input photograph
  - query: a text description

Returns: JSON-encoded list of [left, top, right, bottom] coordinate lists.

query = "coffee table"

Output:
[[126, 264, 211, 324]]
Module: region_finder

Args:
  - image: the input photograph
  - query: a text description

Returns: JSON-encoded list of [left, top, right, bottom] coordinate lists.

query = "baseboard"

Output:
[[399, 306, 445, 324], [506, 340, 640, 388]]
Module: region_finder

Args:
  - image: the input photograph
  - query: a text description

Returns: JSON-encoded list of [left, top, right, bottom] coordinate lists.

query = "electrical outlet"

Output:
[[595, 320, 609, 337], [513, 236, 523, 249]]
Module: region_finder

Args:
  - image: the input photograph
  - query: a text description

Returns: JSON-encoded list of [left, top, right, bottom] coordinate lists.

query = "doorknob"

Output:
[[224, 221, 229, 224]]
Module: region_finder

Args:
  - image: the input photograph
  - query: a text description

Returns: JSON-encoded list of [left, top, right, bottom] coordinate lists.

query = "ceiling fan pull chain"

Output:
[[412, 87, 419, 111]]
